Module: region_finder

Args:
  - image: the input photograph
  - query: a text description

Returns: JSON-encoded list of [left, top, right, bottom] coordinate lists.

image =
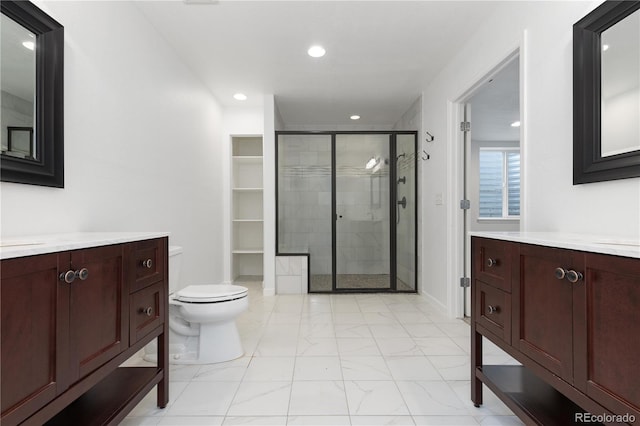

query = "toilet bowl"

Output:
[[145, 246, 248, 364]]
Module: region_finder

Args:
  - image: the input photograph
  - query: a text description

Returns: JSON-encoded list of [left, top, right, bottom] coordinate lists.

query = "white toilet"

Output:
[[147, 246, 249, 364]]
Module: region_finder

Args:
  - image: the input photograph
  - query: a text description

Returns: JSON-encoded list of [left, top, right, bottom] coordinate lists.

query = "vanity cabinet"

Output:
[[1, 253, 67, 425], [472, 236, 640, 425], [0, 235, 169, 426]]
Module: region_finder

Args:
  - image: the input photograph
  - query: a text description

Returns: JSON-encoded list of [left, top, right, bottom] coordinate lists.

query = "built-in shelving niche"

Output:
[[231, 136, 264, 282]]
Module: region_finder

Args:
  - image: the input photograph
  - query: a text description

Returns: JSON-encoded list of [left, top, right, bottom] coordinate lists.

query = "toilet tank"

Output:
[[168, 246, 183, 294]]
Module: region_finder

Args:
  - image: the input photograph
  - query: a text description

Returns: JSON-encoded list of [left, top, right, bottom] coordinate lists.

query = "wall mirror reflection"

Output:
[[0, 1, 64, 188], [600, 9, 640, 157], [574, 0, 640, 184], [1, 15, 36, 160]]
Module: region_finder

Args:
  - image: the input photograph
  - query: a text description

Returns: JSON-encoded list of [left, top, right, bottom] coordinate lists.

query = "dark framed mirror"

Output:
[[1, 1, 64, 187], [574, 0, 640, 184]]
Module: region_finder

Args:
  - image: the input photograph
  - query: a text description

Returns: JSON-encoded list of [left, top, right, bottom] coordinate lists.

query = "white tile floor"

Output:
[[122, 282, 523, 426]]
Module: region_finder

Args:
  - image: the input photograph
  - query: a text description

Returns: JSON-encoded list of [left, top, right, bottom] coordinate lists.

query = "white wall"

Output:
[[0, 1, 225, 288], [263, 95, 277, 295], [420, 0, 640, 312]]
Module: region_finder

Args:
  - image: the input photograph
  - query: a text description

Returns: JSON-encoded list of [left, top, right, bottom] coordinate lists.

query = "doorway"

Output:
[[276, 131, 418, 293], [455, 54, 522, 316]]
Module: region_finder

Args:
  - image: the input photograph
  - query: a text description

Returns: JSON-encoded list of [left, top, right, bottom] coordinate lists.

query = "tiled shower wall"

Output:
[[278, 134, 333, 277]]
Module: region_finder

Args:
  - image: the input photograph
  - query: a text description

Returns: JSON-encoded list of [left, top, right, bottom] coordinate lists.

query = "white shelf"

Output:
[[231, 136, 264, 280], [233, 156, 263, 162]]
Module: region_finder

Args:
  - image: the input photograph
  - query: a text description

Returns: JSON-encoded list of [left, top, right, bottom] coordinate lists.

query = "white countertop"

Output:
[[470, 231, 640, 259], [0, 232, 170, 260]]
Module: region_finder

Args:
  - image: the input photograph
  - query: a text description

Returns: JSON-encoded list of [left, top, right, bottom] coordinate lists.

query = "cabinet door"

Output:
[[1, 253, 69, 425], [68, 245, 129, 383], [574, 253, 640, 419], [512, 244, 578, 382]]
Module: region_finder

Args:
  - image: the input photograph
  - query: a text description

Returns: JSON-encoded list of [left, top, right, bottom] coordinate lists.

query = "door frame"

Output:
[[447, 47, 525, 318]]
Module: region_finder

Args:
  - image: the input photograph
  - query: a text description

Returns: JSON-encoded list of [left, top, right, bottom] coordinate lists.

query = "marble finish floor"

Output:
[[123, 281, 522, 426]]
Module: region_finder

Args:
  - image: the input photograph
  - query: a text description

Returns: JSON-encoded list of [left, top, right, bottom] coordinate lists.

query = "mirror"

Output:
[[601, 9, 640, 157], [574, 0, 640, 184], [0, 1, 64, 187]]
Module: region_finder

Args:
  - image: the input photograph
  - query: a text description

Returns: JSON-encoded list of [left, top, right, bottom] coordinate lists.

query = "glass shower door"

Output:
[[335, 134, 391, 290], [395, 134, 417, 291]]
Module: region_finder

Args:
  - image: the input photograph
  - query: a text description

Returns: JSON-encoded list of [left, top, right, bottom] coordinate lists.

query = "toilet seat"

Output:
[[174, 284, 248, 303]]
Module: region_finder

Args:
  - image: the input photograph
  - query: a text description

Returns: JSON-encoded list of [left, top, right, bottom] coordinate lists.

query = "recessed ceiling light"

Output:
[[233, 93, 247, 101], [22, 41, 35, 50], [511, 121, 521, 128], [602, 44, 610, 52], [350, 115, 361, 120], [307, 45, 326, 58]]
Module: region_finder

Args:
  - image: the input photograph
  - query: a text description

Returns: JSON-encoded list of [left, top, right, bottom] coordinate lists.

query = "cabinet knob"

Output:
[[140, 307, 153, 316], [141, 259, 153, 269], [566, 270, 584, 283], [554, 267, 567, 280], [59, 270, 76, 284], [487, 258, 498, 268], [75, 268, 89, 281], [487, 305, 499, 314]]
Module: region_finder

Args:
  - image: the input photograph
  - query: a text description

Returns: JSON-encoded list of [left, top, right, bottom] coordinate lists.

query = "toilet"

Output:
[[146, 246, 249, 364]]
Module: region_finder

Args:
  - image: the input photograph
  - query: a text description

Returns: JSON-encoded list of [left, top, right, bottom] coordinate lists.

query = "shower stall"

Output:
[[276, 131, 417, 293]]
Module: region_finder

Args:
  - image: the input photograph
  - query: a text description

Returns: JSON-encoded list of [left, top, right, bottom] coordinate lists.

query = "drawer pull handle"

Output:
[[141, 259, 153, 269], [75, 268, 89, 281], [487, 305, 499, 314], [566, 270, 584, 283], [487, 258, 498, 267], [59, 270, 76, 284], [140, 307, 153, 316], [554, 267, 567, 280]]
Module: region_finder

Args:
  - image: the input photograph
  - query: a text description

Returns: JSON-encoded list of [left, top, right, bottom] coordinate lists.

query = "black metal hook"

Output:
[[422, 150, 430, 160], [425, 132, 435, 142]]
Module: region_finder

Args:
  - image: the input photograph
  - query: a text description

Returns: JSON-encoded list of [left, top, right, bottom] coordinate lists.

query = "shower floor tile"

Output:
[[310, 274, 414, 292]]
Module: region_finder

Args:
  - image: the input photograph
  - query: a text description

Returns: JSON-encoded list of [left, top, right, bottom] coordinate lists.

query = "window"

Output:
[[479, 148, 520, 218]]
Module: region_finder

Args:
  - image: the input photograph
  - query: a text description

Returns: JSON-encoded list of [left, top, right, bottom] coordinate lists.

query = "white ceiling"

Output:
[[136, 1, 501, 128]]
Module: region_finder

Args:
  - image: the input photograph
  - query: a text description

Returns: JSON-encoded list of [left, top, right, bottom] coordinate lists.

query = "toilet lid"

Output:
[[174, 284, 248, 303]]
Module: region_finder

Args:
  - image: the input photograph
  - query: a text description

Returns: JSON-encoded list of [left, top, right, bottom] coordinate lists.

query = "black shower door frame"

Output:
[[275, 130, 418, 293]]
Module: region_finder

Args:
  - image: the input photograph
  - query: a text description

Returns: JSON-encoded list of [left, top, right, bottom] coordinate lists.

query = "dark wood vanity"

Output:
[[0, 234, 169, 425], [472, 235, 640, 425]]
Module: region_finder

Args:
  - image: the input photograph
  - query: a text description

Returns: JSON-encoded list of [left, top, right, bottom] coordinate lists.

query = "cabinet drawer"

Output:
[[130, 283, 165, 344], [130, 239, 165, 293], [473, 237, 514, 292], [475, 280, 511, 344]]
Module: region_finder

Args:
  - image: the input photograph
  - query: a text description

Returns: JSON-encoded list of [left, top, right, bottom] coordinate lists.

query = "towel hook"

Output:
[[425, 132, 435, 142], [421, 150, 430, 160]]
